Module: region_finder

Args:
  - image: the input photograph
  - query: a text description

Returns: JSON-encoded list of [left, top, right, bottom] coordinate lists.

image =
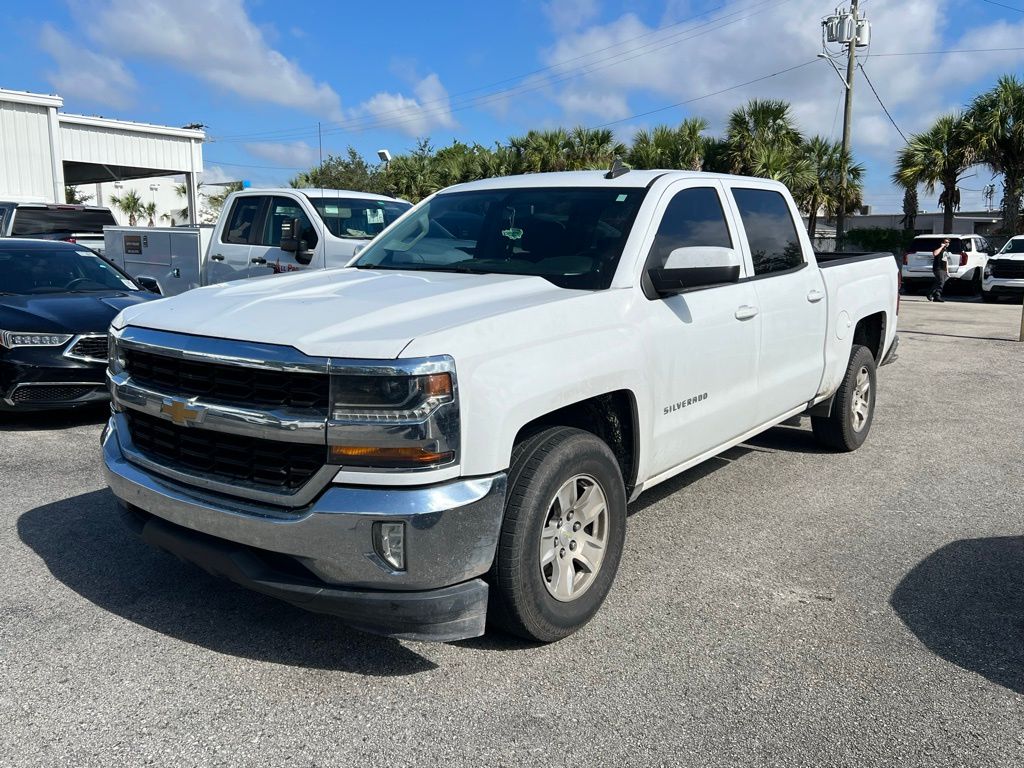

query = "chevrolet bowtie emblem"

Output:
[[160, 397, 206, 426]]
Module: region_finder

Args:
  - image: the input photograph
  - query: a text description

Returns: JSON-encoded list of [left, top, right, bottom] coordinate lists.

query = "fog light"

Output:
[[373, 521, 406, 571]]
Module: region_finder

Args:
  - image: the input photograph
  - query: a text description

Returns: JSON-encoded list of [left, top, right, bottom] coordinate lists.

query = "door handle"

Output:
[[807, 289, 825, 303], [250, 257, 267, 265], [210, 253, 225, 261], [735, 305, 759, 321]]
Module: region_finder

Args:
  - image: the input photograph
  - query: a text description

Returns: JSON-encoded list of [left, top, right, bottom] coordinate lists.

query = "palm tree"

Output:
[[725, 99, 802, 176], [892, 113, 974, 233], [65, 186, 93, 205], [901, 186, 918, 232], [966, 75, 1024, 234], [628, 118, 709, 171], [798, 136, 863, 238], [110, 189, 145, 226], [142, 201, 158, 227], [565, 127, 623, 170]]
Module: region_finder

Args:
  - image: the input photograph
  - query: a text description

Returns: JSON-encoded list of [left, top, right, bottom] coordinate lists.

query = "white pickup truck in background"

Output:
[[104, 188, 411, 295], [102, 169, 899, 643], [982, 234, 1024, 302]]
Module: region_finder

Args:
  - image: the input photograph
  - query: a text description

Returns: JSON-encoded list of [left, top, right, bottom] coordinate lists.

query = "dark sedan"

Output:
[[0, 239, 158, 411]]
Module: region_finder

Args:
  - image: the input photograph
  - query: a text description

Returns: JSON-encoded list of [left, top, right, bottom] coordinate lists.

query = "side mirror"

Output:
[[136, 275, 161, 294], [648, 246, 741, 297], [280, 217, 313, 264]]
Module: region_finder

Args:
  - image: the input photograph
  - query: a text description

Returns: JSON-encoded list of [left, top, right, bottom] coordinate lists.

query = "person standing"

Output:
[[928, 238, 950, 302]]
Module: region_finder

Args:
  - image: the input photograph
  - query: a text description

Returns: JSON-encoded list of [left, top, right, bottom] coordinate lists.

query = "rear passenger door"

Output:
[[246, 196, 321, 278], [726, 185, 827, 424], [208, 195, 263, 283]]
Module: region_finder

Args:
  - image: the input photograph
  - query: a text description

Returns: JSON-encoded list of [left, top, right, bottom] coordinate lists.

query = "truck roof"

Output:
[[237, 188, 403, 202], [442, 169, 789, 193]]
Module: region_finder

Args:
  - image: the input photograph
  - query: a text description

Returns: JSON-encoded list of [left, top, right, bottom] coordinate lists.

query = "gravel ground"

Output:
[[1, 296, 1023, 767]]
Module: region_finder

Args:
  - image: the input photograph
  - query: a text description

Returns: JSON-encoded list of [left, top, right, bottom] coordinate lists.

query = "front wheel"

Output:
[[811, 344, 877, 452], [489, 427, 627, 642]]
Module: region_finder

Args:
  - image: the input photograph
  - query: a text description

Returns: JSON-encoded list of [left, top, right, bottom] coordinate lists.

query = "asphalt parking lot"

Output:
[[1, 296, 1023, 767]]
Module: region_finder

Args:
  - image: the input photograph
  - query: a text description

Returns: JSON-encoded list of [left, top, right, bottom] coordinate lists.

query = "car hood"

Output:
[[113, 268, 579, 359], [0, 291, 155, 334], [993, 253, 1024, 261]]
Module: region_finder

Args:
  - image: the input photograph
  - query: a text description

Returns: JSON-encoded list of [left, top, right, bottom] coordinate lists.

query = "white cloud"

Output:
[[538, 0, 1024, 205], [81, 0, 342, 120], [243, 141, 319, 168], [350, 73, 456, 137], [199, 164, 234, 184], [39, 24, 136, 109], [544, 0, 601, 32]]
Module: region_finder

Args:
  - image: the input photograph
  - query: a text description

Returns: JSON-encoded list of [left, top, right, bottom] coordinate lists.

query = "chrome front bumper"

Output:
[[102, 416, 507, 640]]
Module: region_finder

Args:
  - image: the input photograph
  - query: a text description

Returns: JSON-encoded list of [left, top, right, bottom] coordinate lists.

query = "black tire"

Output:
[[981, 290, 999, 303], [972, 269, 983, 296], [811, 344, 877, 452], [489, 426, 627, 642]]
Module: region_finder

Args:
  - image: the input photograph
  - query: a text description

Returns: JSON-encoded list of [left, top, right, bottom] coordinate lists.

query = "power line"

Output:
[[858, 63, 908, 143], [590, 59, 820, 128], [210, 0, 795, 144], [207, 57, 823, 171], [981, 0, 1024, 12]]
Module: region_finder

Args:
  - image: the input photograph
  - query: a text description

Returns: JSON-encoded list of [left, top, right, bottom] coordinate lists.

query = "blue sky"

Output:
[[5, 0, 1024, 212]]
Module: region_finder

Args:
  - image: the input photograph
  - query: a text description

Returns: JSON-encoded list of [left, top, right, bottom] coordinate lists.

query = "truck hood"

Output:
[[113, 267, 578, 359]]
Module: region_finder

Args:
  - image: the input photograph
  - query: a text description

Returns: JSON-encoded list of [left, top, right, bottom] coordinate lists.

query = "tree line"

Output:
[[290, 98, 862, 239], [895, 74, 1024, 235]]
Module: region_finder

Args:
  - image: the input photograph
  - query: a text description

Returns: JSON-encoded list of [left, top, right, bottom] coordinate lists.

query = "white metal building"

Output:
[[0, 88, 205, 222]]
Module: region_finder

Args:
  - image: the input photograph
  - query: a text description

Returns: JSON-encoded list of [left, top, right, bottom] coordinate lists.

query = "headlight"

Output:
[[108, 333, 125, 374], [0, 331, 73, 348], [326, 358, 460, 469]]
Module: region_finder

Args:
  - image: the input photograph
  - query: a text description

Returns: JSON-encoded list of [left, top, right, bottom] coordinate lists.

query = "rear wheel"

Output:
[[811, 345, 877, 452], [981, 289, 999, 303], [489, 427, 627, 642]]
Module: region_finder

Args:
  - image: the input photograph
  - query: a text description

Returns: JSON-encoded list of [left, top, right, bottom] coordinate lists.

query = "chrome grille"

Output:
[[125, 411, 326, 490], [123, 348, 329, 408]]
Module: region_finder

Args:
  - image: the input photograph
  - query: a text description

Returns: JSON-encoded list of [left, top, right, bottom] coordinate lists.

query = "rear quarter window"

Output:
[[731, 188, 804, 276]]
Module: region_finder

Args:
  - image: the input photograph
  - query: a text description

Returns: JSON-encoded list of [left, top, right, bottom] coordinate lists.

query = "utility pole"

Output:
[[834, 0, 859, 248]]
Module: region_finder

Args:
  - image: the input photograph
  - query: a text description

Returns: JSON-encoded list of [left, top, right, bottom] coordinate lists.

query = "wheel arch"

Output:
[[511, 390, 640, 495]]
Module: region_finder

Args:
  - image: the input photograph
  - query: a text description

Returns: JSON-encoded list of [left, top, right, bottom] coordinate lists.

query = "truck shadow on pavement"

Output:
[[890, 536, 1024, 694], [17, 489, 438, 676], [0, 405, 108, 432]]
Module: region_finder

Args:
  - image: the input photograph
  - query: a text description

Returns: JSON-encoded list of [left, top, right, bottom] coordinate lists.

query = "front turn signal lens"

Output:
[[329, 445, 454, 467]]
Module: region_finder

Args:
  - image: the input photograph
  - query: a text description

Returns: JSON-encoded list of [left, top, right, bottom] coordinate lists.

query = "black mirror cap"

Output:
[[294, 241, 313, 265], [136, 276, 161, 294], [648, 264, 740, 297]]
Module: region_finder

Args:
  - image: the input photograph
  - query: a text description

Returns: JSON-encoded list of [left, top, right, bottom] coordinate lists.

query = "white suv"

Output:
[[982, 235, 1024, 302], [901, 234, 991, 294]]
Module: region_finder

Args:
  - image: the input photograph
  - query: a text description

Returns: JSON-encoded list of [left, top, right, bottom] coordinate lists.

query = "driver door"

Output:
[[247, 196, 321, 277]]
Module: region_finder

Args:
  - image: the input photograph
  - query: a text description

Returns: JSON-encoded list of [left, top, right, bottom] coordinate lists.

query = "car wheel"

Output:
[[489, 426, 627, 642], [981, 289, 999, 303], [811, 344, 877, 452]]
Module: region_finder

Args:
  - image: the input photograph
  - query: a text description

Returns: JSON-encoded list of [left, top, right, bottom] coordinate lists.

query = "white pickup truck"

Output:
[[982, 234, 1024, 302], [102, 170, 899, 643], [104, 188, 411, 296]]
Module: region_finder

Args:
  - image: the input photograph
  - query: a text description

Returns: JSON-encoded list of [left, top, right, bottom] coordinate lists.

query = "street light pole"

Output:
[[835, 0, 859, 249]]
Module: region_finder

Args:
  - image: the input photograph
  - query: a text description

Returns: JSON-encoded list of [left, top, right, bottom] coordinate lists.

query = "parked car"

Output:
[[102, 170, 899, 643], [981, 235, 1024, 302], [901, 234, 991, 294], [104, 189, 411, 296], [0, 201, 117, 254], [0, 239, 158, 411]]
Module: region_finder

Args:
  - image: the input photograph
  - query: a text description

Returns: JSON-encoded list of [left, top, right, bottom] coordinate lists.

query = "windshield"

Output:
[[911, 236, 964, 254], [309, 197, 411, 239], [352, 186, 647, 290], [0, 246, 140, 295], [11, 207, 117, 236], [998, 238, 1024, 254]]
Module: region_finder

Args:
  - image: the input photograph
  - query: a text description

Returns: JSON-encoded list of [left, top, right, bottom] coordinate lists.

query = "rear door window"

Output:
[[911, 236, 964, 254], [731, 188, 804, 276], [222, 197, 264, 244]]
